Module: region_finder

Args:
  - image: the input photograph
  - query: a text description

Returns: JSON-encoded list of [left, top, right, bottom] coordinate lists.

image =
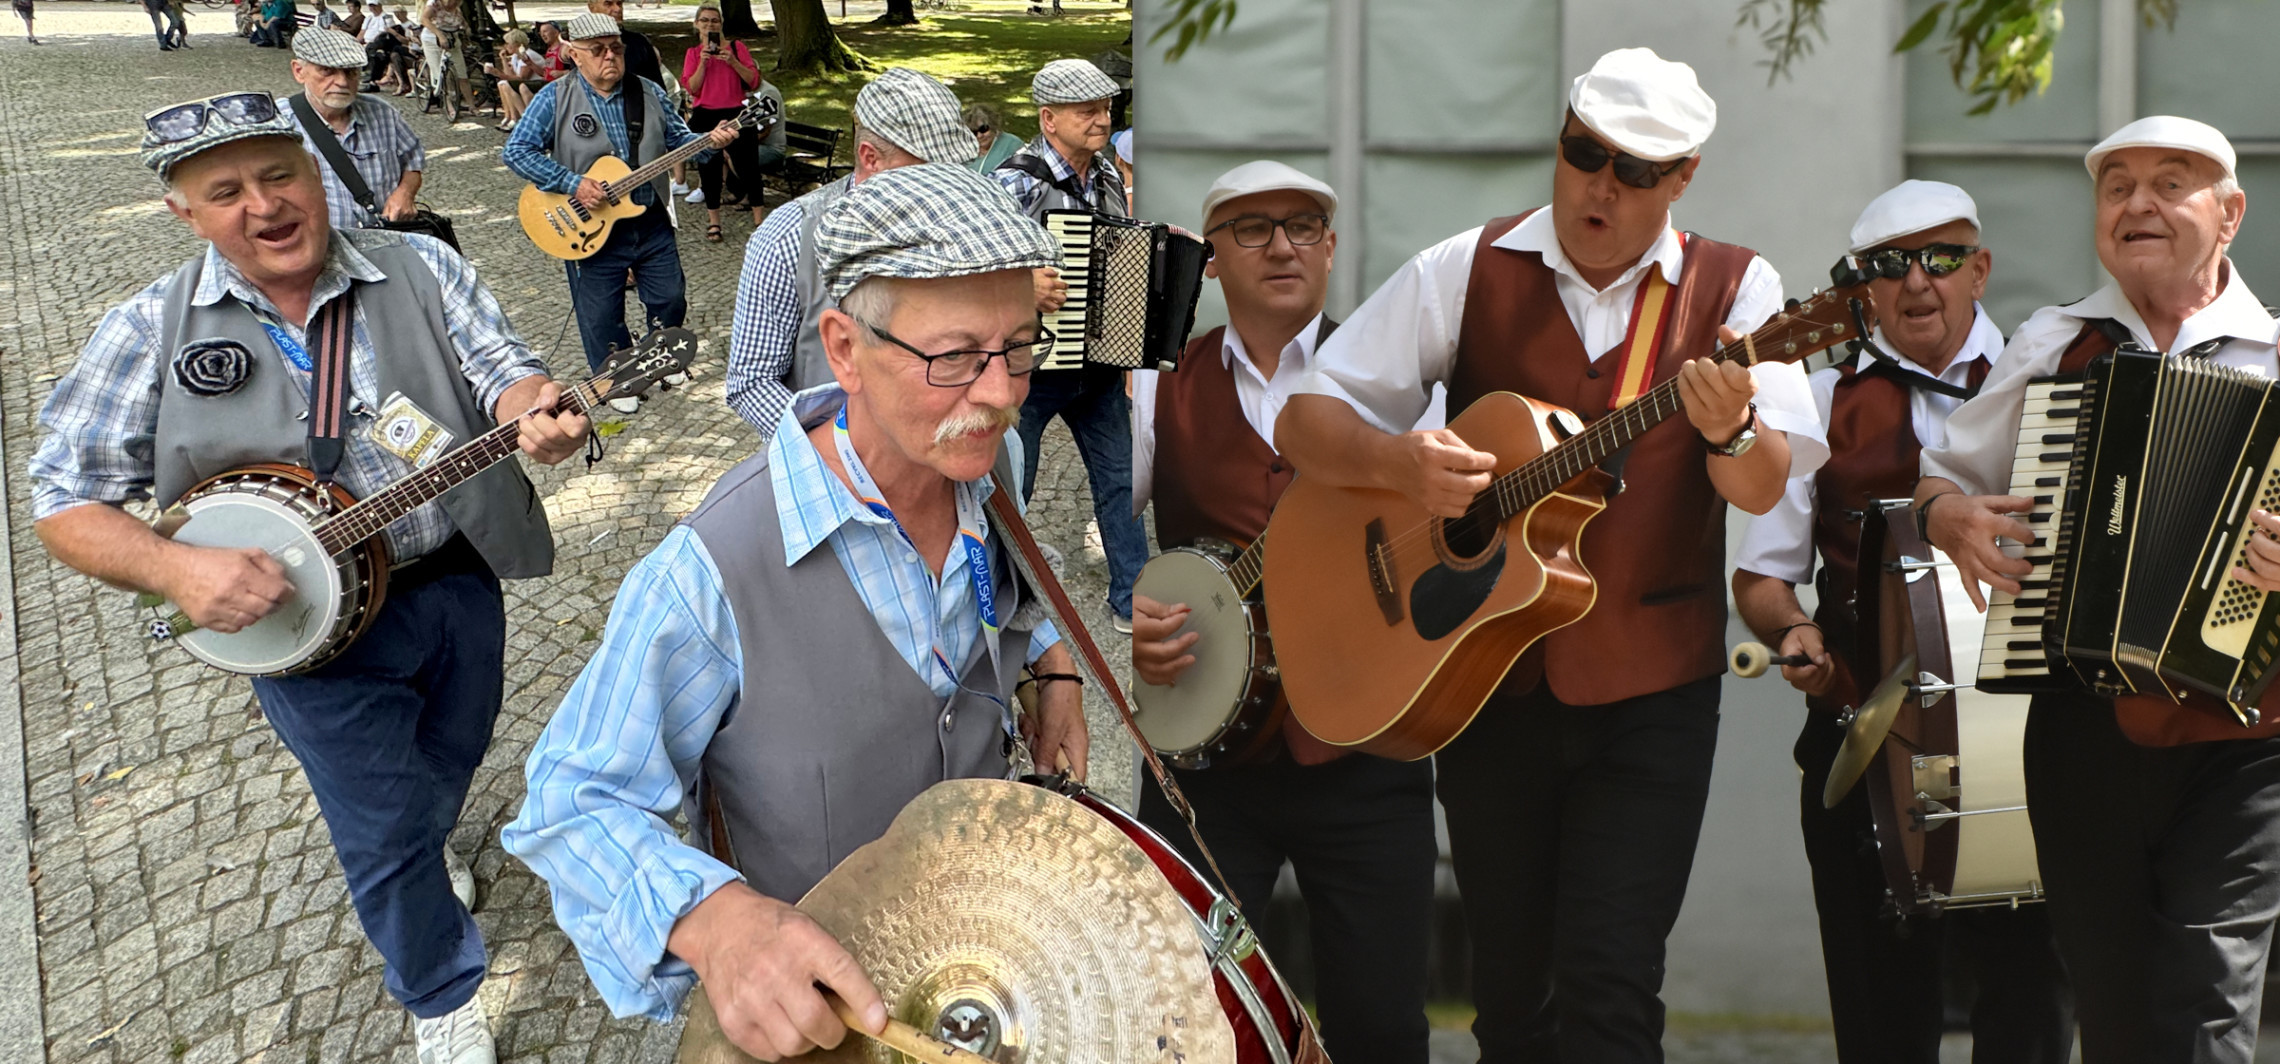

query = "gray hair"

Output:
[[852, 123, 917, 166], [692, 1, 720, 21], [837, 276, 900, 331], [961, 103, 1001, 133]]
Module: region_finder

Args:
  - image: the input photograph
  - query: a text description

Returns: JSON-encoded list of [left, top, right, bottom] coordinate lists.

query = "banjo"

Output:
[[1130, 533, 1288, 769], [140, 327, 699, 676]]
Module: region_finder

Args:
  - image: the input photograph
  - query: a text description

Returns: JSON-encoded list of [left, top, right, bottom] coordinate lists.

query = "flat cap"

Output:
[[291, 26, 368, 69], [1200, 160, 1338, 225], [817, 164, 1060, 300], [855, 68, 979, 165], [564, 12, 619, 40], [1568, 47, 1716, 162], [140, 92, 303, 181], [1032, 58, 1119, 105], [1849, 180, 1981, 253], [2087, 115, 2237, 181]]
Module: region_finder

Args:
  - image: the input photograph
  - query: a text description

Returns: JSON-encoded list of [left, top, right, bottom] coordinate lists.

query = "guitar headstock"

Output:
[[591, 327, 699, 404], [741, 88, 782, 129], [1726, 283, 1877, 368]]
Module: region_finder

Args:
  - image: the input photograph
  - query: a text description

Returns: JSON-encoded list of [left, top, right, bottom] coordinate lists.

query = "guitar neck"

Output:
[[605, 113, 751, 200]]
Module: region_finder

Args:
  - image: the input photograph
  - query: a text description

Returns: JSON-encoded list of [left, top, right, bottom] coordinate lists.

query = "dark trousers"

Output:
[[1138, 754, 1438, 1064], [249, 15, 290, 45], [1015, 365, 1146, 616], [1434, 675, 1720, 1063], [249, 547, 504, 1019], [1795, 716, 2074, 1064], [566, 204, 685, 373], [2023, 692, 2280, 1063], [145, 3, 183, 46], [688, 106, 783, 209]]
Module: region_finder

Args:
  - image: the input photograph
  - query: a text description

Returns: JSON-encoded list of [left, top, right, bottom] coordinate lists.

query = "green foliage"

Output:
[[1737, 0, 1829, 81], [1147, 0, 1236, 62]]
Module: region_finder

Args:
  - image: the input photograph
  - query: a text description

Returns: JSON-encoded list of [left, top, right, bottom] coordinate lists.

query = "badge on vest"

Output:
[[571, 113, 600, 138], [172, 338, 255, 397], [369, 392, 455, 467]]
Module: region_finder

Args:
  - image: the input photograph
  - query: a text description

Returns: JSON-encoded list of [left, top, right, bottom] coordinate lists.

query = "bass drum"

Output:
[[1855, 501, 2044, 913]]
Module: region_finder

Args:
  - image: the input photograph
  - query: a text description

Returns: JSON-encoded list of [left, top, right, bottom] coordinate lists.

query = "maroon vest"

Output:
[[1448, 211, 1754, 706], [1152, 326, 1293, 549]]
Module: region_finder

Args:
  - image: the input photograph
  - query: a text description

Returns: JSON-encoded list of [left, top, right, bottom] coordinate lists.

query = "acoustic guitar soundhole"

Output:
[[1411, 505, 1508, 642]]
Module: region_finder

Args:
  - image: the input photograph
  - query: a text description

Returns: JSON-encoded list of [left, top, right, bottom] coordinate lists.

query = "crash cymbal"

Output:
[[676, 778, 1233, 1064], [1822, 652, 1917, 810]]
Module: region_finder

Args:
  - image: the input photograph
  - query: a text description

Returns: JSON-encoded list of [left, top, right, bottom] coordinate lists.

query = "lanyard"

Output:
[[829, 407, 1007, 712], [262, 321, 314, 371]]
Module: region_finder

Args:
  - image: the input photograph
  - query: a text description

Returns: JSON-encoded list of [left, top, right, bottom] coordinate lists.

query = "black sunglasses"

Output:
[[855, 318, 1054, 387], [145, 93, 280, 146], [1859, 243, 1981, 279], [1559, 135, 1687, 190]]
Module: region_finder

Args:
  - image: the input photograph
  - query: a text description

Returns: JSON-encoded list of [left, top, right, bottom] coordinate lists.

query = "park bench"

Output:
[[766, 120, 849, 198]]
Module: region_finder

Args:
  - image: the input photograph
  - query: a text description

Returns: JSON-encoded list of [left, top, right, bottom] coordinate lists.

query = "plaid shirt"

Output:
[[503, 73, 707, 208], [29, 230, 546, 561], [724, 197, 807, 432], [281, 94, 427, 230], [993, 134, 1123, 217]]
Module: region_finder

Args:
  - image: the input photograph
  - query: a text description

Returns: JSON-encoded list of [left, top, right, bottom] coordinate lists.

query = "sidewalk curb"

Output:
[[0, 356, 48, 1061]]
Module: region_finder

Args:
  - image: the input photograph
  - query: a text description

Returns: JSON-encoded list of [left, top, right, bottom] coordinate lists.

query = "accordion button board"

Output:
[[1040, 210, 1210, 374]]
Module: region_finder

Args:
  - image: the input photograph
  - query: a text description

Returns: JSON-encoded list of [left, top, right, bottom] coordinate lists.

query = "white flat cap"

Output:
[[291, 26, 368, 69], [1032, 58, 1120, 105], [1849, 180, 1981, 252], [2087, 115, 2236, 181], [1568, 47, 1717, 162], [564, 12, 620, 40], [1200, 160, 1338, 225], [854, 68, 977, 165]]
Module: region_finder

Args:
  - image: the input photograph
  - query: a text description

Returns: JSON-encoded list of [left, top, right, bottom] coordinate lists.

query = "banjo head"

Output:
[[166, 488, 347, 675], [1132, 547, 1263, 755]]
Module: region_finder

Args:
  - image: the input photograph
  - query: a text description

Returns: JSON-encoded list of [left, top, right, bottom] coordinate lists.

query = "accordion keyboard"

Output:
[[1041, 212, 1094, 372], [1978, 376, 2083, 686]]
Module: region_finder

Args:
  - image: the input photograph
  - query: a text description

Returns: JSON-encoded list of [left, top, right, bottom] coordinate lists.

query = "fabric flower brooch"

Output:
[[172, 339, 254, 397]]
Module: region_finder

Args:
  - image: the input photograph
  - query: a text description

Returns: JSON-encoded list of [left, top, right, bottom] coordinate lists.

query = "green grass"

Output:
[[625, 3, 1130, 144]]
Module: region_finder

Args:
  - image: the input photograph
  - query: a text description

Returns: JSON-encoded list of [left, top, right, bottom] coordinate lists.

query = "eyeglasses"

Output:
[[575, 41, 626, 56], [1558, 135, 1687, 190], [971, 125, 991, 134], [145, 93, 280, 146], [1859, 243, 1981, 279], [855, 318, 1053, 386], [1206, 213, 1330, 249]]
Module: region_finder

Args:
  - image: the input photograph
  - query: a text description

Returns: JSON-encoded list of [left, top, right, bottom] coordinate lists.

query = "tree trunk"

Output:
[[870, 0, 916, 26], [720, 0, 761, 37], [768, 0, 870, 73]]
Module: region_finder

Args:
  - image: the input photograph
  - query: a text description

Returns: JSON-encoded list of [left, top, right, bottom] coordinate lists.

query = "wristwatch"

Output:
[[1706, 402, 1759, 458]]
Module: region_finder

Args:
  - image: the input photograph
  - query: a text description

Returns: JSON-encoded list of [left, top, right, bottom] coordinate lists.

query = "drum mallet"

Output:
[[824, 992, 995, 1064], [1730, 641, 1813, 679]]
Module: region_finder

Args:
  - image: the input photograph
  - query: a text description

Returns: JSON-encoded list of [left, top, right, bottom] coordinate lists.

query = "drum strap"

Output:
[[304, 289, 358, 486]]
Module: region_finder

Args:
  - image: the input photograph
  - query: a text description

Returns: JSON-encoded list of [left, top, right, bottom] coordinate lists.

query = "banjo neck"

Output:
[[1227, 533, 1267, 598]]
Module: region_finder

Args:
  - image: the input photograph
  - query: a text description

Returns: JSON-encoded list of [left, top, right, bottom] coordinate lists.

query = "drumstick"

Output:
[[823, 992, 993, 1064], [1729, 641, 1813, 679]]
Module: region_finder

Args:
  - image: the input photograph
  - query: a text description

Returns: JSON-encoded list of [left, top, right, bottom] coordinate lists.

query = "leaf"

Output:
[[1894, 1, 1947, 52], [594, 420, 629, 438], [103, 766, 134, 781]]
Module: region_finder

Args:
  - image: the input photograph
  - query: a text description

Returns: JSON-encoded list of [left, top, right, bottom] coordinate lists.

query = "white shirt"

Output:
[[359, 10, 393, 42], [1921, 262, 2280, 497], [1131, 314, 1324, 514], [1734, 305, 2006, 585], [1291, 206, 1829, 477]]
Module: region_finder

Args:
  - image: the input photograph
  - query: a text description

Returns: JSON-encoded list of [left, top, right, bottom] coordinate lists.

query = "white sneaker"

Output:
[[413, 996, 496, 1064], [670, 179, 690, 196], [685, 187, 705, 204], [443, 846, 474, 910], [609, 396, 641, 414], [662, 371, 690, 387]]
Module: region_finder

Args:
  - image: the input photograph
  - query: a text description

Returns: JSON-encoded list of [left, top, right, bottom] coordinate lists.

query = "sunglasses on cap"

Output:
[[1858, 243, 1980, 279], [145, 92, 280, 146], [1559, 135, 1687, 190]]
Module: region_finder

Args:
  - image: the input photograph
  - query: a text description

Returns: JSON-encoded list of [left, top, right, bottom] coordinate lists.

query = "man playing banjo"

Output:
[[503, 164, 1089, 1061], [28, 92, 589, 1064]]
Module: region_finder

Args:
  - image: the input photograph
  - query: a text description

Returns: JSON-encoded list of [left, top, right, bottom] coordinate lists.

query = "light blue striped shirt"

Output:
[[502, 385, 1058, 1021]]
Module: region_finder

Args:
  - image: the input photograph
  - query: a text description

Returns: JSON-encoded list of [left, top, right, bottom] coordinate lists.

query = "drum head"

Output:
[[170, 491, 342, 675], [1132, 549, 1256, 754]]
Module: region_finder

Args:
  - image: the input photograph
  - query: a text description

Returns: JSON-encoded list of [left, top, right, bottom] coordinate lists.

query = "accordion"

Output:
[[1980, 349, 2280, 721], [1039, 210, 1210, 372]]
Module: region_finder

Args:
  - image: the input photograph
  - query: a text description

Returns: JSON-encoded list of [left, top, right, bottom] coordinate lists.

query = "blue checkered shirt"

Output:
[[503, 72, 708, 207], [281, 94, 427, 230], [993, 134, 1121, 216], [724, 197, 807, 432], [500, 385, 1058, 1021], [28, 230, 547, 561]]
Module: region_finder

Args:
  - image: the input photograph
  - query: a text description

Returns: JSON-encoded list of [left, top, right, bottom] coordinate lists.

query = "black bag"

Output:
[[288, 93, 461, 253]]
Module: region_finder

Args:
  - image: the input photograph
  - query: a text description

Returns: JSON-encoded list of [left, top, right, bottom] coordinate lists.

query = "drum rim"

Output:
[[172, 488, 351, 674], [1131, 546, 1273, 756]]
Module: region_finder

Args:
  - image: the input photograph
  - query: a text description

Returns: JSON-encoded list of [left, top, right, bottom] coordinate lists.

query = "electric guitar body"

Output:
[[517, 155, 650, 261]]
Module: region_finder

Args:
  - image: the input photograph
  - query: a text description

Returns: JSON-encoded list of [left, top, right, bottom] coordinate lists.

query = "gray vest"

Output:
[[553, 73, 670, 208], [683, 447, 1034, 903], [152, 232, 555, 579], [787, 175, 852, 393], [1000, 137, 1129, 220]]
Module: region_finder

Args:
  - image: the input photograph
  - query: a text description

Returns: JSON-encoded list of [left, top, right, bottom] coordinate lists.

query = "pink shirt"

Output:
[[682, 41, 757, 110]]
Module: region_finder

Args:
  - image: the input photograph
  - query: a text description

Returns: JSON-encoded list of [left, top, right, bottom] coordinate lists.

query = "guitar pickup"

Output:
[[1365, 518, 1404, 627]]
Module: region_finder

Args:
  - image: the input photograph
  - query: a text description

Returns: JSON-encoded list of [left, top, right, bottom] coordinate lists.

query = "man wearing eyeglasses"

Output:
[[503, 12, 734, 414], [1274, 48, 1826, 1062], [504, 164, 1088, 1061], [1729, 181, 2076, 1063], [29, 93, 590, 1064], [1126, 160, 1436, 1063]]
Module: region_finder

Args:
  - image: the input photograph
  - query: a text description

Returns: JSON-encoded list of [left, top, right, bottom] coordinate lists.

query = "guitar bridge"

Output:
[[1365, 518, 1404, 626]]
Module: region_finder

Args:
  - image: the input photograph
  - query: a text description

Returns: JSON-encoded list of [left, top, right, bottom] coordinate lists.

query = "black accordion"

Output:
[[1981, 349, 2280, 721], [1039, 210, 1210, 372]]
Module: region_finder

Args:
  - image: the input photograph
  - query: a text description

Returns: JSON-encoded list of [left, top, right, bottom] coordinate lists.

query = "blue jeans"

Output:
[[566, 202, 686, 373], [250, 548, 504, 1019], [1016, 365, 1147, 617]]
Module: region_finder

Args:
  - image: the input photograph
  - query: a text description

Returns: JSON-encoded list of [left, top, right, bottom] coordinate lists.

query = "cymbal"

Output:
[[1822, 652, 1917, 810], [677, 778, 1234, 1064]]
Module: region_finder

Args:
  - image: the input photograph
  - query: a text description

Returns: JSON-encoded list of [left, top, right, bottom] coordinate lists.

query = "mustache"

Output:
[[933, 404, 1020, 445]]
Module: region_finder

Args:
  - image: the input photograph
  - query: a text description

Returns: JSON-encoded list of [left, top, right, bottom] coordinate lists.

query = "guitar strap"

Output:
[[304, 290, 358, 486], [288, 93, 382, 218], [621, 75, 647, 170], [1605, 237, 1679, 411]]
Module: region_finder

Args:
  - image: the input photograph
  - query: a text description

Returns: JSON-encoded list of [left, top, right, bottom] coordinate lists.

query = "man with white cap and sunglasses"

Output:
[[280, 27, 428, 232], [1127, 160, 1436, 1062], [30, 92, 591, 1064], [505, 164, 1089, 1061], [1916, 116, 2280, 1061], [1276, 47, 1826, 1060], [725, 66, 979, 433], [1732, 180, 2075, 1062]]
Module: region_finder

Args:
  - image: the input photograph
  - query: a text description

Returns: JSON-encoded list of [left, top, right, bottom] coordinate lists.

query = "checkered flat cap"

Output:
[[141, 93, 303, 181], [291, 26, 368, 68], [564, 13, 619, 40], [855, 68, 978, 165], [1032, 58, 1119, 105], [818, 164, 1060, 300]]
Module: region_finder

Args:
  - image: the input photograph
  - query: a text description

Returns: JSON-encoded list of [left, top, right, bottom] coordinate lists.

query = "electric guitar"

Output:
[[517, 88, 779, 260]]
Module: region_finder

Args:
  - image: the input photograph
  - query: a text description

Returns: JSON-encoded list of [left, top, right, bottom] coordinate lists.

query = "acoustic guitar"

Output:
[[1260, 285, 1873, 759], [517, 88, 779, 260]]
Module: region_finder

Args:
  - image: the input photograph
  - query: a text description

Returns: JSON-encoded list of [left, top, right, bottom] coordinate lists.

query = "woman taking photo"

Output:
[[681, 1, 780, 241]]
